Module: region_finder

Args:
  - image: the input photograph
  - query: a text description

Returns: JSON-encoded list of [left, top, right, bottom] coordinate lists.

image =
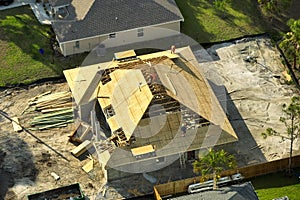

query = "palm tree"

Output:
[[193, 149, 236, 190]]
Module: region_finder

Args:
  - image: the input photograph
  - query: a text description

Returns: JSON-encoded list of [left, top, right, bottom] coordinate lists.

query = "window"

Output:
[[137, 28, 144, 37], [109, 33, 116, 39], [75, 41, 79, 48]]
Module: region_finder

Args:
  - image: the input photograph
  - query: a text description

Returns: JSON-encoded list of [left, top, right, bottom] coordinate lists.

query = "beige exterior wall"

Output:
[[60, 21, 181, 56], [154, 21, 180, 32], [102, 21, 181, 48], [62, 35, 107, 56]]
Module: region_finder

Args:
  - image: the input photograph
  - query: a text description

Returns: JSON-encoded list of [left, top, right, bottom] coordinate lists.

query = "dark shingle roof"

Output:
[[169, 182, 259, 200], [52, 0, 184, 42]]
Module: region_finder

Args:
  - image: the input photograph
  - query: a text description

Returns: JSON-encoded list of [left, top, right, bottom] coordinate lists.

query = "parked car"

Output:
[[0, 0, 14, 6]]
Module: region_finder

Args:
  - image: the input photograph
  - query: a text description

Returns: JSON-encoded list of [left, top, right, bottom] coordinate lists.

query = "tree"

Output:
[[257, 0, 291, 14], [280, 19, 300, 70], [193, 149, 236, 190], [261, 96, 300, 174]]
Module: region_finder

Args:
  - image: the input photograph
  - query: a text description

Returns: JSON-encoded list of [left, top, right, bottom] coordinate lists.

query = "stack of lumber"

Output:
[[28, 91, 74, 130]]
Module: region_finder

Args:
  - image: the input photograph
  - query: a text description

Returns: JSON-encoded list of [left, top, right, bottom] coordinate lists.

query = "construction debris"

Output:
[[102, 186, 107, 198], [50, 172, 60, 181], [71, 140, 93, 158], [68, 122, 82, 142], [250, 144, 263, 150], [11, 117, 22, 132], [82, 155, 94, 173], [26, 91, 74, 130], [68, 122, 94, 144], [127, 188, 144, 197], [0, 83, 107, 200]]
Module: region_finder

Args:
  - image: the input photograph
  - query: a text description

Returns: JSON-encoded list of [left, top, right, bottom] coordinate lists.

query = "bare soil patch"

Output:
[[0, 82, 105, 200]]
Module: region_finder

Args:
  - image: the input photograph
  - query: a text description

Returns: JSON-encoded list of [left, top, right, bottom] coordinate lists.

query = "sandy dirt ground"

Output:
[[201, 37, 300, 165], [0, 82, 107, 200]]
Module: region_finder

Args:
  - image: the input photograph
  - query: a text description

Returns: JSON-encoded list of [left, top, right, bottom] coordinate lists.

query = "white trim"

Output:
[[57, 19, 183, 44], [137, 28, 144, 37], [51, 4, 71, 9]]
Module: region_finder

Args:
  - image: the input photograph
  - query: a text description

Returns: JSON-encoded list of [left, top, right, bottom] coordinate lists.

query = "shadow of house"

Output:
[[250, 169, 300, 190], [225, 84, 267, 165], [0, 134, 38, 199], [207, 80, 267, 166], [0, 149, 13, 200]]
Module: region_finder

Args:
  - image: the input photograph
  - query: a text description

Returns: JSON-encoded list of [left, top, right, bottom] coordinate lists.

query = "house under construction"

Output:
[[64, 46, 238, 181]]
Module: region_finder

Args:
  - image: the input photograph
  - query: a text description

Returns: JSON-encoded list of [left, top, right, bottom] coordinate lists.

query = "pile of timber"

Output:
[[28, 91, 74, 130]]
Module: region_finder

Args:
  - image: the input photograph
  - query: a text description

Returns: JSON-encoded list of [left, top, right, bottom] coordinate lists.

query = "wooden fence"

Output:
[[154, 155, 300, 199]]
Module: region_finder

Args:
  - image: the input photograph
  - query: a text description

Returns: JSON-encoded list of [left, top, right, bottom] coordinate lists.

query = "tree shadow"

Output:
[[207, 80, 267, 166], [0, 6, 86, 86], [175, 0, 216, 42], [213, 0, 266, 37], [228, 0, 290, 36], [103, 161, 195, 199], [250, 169, 300, 190], [0, 134, 38, 199]]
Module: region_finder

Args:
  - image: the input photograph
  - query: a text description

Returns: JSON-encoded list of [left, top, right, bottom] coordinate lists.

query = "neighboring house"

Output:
[[48, 0, 184, 56], [168, 182, 259, 200], [63, 46, 238, 181], [47, 0, 72, 19]]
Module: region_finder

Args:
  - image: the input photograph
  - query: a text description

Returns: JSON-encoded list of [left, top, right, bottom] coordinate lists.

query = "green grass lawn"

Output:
[[0, 1, 281, 86], [175, 0, 266, 43], [0, 6, 86, 87], [256, 184, 300, 200], [251, 170, 300, 200]]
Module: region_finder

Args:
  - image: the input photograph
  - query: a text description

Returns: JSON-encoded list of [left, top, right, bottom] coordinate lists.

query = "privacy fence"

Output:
[[154, 155, 300, 199]]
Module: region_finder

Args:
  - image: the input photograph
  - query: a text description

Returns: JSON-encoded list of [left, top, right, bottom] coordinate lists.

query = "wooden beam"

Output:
[[79, 126, 91, 140], [131, 145, 155, 157], [12, 117, 22, 132], [82, 158, 94, 173], [71, 140, 92, 157], [68, 122, 81, 139]]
